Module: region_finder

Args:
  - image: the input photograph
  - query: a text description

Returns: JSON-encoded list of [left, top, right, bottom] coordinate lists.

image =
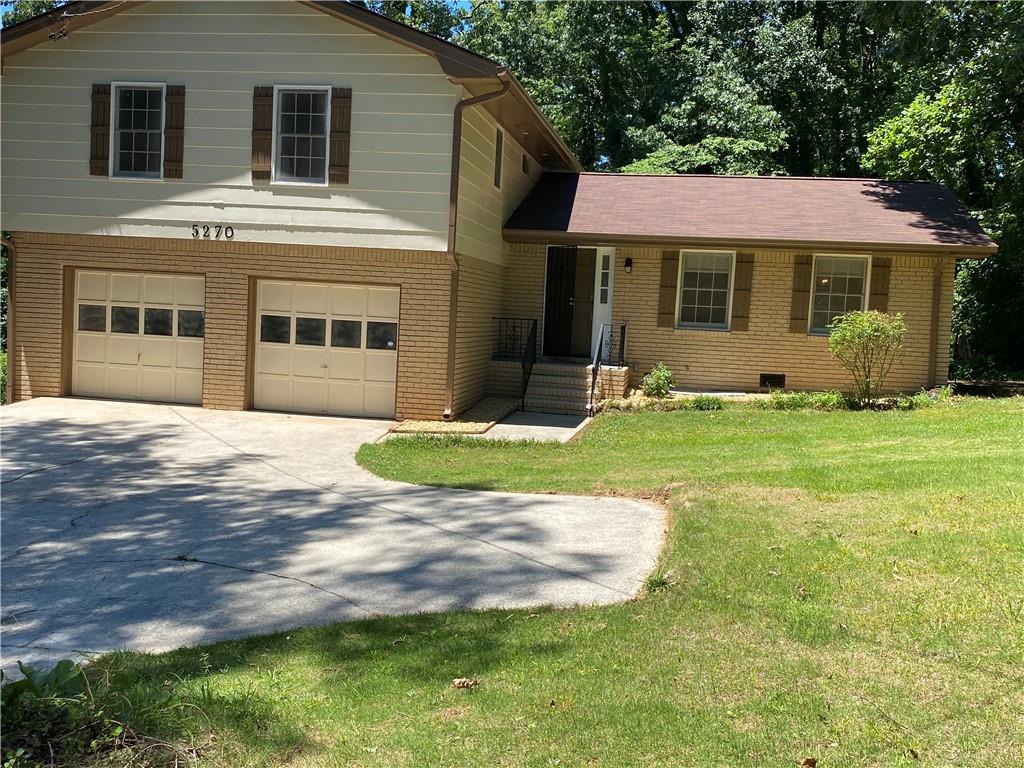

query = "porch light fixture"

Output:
[[624, 257, 633, 273]]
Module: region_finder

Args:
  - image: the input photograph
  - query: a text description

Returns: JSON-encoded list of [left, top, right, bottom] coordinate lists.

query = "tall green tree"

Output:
[[862, 2, 1024, 374]]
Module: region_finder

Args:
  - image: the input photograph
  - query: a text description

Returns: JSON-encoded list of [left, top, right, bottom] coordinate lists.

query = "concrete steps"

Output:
[[523, 364, 592, 415]]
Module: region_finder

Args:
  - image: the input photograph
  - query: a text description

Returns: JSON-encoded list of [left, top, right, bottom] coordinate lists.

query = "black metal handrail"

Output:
[[588, 322, 628, 412], [521, 319, 537, 411], [588, 324, 606, 413], [493, 317, 536, 358]]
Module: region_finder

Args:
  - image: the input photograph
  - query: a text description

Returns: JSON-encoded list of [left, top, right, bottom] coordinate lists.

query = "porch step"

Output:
[[529, 361, 591, 377], [522, 365, 592, 416], [522, 397, 590, 416]]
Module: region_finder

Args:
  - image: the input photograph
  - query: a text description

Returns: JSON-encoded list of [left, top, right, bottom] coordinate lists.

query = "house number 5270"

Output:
[[191, 224, 234, 240]]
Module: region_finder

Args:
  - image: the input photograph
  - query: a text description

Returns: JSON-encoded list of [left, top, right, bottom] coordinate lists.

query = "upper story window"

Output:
[[493, 127, 503, 188], [113, 83, 164, 178], [810, 255, 869, 334], [677, 250, 735, 330], [274, 87, 329, 185]]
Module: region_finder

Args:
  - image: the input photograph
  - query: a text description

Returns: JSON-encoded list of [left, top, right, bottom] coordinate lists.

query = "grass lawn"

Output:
[[20, 398, 1024, 767]]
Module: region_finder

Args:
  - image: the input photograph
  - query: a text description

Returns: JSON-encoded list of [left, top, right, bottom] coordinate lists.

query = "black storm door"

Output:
[[544, 246, 577, 356]]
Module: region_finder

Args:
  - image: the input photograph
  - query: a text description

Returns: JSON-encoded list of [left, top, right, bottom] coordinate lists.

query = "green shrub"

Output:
[[896, 386, 954, 410], [828, 311, 907, 406], [601, 392, 728, 414], [640, 362, 675, 399], [757, 390, 849, 411], [1, 658, 184, 767], [687, 394, 725, 411]]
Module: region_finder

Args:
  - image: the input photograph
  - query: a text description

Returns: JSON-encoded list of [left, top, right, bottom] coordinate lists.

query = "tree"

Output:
[[2, 0, 66, 26], [862, 3, 1024, 376], [828, 311, 907, 405]]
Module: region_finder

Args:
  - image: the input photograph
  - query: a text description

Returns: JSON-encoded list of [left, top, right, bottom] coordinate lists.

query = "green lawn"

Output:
[[28, 398, 1024, 766]]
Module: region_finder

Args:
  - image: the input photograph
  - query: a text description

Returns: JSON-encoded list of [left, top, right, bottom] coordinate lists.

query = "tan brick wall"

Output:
[[504, 242, 955, 394], [10, 232, 452, 419], [452, 254, 505, 415], [503, 241, 547, 342], [592, 365, 631, 399]]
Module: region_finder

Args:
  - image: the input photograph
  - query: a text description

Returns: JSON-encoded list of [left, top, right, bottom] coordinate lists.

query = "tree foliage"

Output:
[[2, 0, 66, 27]]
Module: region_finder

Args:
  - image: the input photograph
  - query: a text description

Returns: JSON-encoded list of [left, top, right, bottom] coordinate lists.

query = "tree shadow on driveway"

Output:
[[1, 400, 660, 670]]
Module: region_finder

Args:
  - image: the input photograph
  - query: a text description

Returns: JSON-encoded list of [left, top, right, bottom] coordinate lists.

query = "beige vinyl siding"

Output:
[[455, 101, 542, 265], [0, 0, 458, 251]]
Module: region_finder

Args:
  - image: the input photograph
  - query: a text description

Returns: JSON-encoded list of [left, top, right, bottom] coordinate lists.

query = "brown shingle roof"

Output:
[[504, 173, 996, 254]]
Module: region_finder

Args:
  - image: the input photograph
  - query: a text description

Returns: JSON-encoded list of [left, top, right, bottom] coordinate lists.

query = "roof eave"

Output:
[[501, 228, 997, 257], [1, 1, 141, 63]]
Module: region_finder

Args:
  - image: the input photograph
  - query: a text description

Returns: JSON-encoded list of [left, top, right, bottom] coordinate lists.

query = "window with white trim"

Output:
[[677, 251, 734, 329], [275, 87, 329, 184], [810, 255, 869, 334], [113, 84, 164, 178]]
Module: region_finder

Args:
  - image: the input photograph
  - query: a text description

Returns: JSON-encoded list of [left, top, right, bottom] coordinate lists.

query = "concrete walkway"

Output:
[[478, 411, 589, 442], [1, 398, 664, 669]]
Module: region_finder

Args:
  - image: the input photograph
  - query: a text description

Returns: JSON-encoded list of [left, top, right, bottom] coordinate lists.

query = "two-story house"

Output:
[[1, 1, 996, 421]]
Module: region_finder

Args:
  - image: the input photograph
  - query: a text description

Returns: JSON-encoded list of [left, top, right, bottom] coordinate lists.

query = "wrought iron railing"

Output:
[[588, 322, 627, 412], [493, 316, 537, 359], [521, 320, 537, 411], [494, 317, 538, 410]]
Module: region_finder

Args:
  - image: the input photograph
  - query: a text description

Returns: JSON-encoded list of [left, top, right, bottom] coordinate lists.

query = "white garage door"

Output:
[[253, 280, 399, 418], [72, 270, 205, 404]]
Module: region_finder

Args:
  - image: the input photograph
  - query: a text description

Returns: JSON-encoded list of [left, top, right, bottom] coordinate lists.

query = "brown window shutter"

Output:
[[789, 254, 813, 333], [730, 252, 754, 331], [868, 256, 891, 311], [90, 84, 111, 176], [329, 87, 352, 184], [657, 250, 679, 328], [163, 85, 185, 179], [251, 86, 273, 182]]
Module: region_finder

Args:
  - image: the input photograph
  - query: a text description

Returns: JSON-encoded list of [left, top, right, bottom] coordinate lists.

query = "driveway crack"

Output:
[[1, 457, 91, 485], [168, 554, 373, 616]]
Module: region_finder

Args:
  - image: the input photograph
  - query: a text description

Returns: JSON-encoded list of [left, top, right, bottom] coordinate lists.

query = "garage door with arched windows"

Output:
[[253, 280, 399, 418]]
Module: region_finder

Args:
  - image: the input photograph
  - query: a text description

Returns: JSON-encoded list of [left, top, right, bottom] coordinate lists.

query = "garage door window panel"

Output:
[[144, 308, 173, 336], [178, 310, 205, 338], [295, 317, 326, 346], [261, 315, 291, 343], [78, 304, 107, 332], [331, 319, 361, 348], [367, 322, 398, 350], [111, 306, 139, 334]]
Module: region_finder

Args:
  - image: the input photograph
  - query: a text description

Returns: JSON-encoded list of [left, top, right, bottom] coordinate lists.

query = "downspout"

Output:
[[928, 252, 952, 388], [442, 73, 510, 418], [1, 235, 16, 404]]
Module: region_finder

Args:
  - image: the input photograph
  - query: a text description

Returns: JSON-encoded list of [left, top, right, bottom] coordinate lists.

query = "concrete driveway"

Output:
[[1, 398, 664, 668]]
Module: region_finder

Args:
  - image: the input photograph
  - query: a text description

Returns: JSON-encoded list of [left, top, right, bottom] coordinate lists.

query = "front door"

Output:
[[544, 246, 596, 357]]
